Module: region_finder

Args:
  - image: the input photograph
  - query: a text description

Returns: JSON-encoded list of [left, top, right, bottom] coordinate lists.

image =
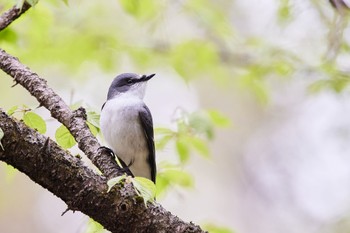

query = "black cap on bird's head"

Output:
[[107, 73, 155, 100]]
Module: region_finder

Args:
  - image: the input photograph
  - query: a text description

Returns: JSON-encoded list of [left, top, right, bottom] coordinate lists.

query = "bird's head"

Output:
[[107, 73, 155, 100]]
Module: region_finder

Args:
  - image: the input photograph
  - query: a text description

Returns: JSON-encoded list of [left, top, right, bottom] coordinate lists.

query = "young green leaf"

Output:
[[155, 162, 195, 196], [107, 175, 126, 192], [188, 112, 214, 139], [155, 127, 174, 135], [154, 175, 169, 197], [61, 0, 69, 6], [0, 127, 4, 151], [188, 137, 210, 158], [0, 29, 18, 44], [207, 110, 231, 127], [132, 177, 156, 207], [87, 111, 101, 129], [55, 125, 76, 149], [85, 218, 104, 233], [156, 134, 174, 150], [7, 105, 18, 116], [203, 223, 235, 233], [5, 164, 17, 183], [87, 122, 98, 136], [23, 112, 47, 134], [176, 138, 190, 163], [171, 40, 219, 81], [119, 0, 157, 20], [160, 169, 193, 187]]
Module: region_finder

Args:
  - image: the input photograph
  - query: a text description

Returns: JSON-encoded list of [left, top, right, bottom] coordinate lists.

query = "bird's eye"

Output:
[[127, 79, 133, 84]]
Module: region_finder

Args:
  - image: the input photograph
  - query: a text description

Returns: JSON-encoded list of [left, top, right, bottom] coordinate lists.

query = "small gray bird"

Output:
[[100, 73, 156, 183]]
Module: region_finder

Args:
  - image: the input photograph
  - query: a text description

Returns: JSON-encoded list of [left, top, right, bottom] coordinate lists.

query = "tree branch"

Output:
[[0, 110, 204, 232], [0, 48, 121, 179], [0, 2, 31, 31], [0, 3, 206, 233], [0, 3, 120, 178]]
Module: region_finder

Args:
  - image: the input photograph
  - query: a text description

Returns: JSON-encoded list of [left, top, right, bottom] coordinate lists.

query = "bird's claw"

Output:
[[98, 146, 134, 177], [98, 146, 115, 158]]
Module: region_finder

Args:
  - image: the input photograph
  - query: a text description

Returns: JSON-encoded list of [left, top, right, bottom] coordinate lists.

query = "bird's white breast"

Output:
[[100, 94, 150, 179]]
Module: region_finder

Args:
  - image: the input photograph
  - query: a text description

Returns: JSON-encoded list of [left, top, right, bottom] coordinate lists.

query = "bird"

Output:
[[100, 73, 156, 183]]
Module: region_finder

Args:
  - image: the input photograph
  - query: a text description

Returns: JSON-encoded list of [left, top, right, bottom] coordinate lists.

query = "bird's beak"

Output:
[[142, 73, 156, 81]]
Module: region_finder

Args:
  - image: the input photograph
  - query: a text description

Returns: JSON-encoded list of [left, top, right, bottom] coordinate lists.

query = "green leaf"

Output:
[[309, 77, 350, 93], [176, 139, 190, 163], [87, 111, 101, 129], [277, 0, 292, 24], [203, 223, 235, 233], [330, 77, 350, 93], [207, 110, 231, 127], [87, 122, 98, 136], [7, 105, 18, 116], [155, 127, 174, 135], [0, 28, 18, 43], [132, 177, 156, 207], [85, 218, 104, 233], [171, 40, 219, 81], [188, 112, 214, 139], [155, 127, 175, 149], [23, 112, 47, 134], [156, 162, 194, 196], [156, 134, 174, 150], [0, 127, 4, 151], [5, 164, 17, 183], [156, 168, 193, 197], [55, 125, 76, 149], [188, 137, 210, 158], [239, 74, 270, 105], [309, 80, 328, 93], [154, 175, 170, 197], [107, 175, 126, 192], [119, 0, 158, 19], [164, 169, 193, 187]]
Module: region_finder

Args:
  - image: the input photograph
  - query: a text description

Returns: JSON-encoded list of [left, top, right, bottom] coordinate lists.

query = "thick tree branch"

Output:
[[0, 2, 31, 31], [0, 3, 206, 232], [0, 110, 204, 232], [0, 48, 120, 179]]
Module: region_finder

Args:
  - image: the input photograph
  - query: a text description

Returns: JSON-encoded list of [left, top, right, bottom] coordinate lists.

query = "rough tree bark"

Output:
[[0, 2, 31, 30], [0, 48, 121, 179], [0, 2, 205, 233]]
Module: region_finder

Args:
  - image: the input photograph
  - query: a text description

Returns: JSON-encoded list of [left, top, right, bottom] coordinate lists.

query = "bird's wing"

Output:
[[138, 104, 156, 183]]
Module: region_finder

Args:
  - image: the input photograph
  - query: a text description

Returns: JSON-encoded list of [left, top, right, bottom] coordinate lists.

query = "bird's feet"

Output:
[[98, 146, 134, 177], [98, 146, 115, 158]]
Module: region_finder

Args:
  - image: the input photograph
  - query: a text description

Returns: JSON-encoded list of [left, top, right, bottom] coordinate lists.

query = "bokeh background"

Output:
[[2, 0, 350, 232]]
